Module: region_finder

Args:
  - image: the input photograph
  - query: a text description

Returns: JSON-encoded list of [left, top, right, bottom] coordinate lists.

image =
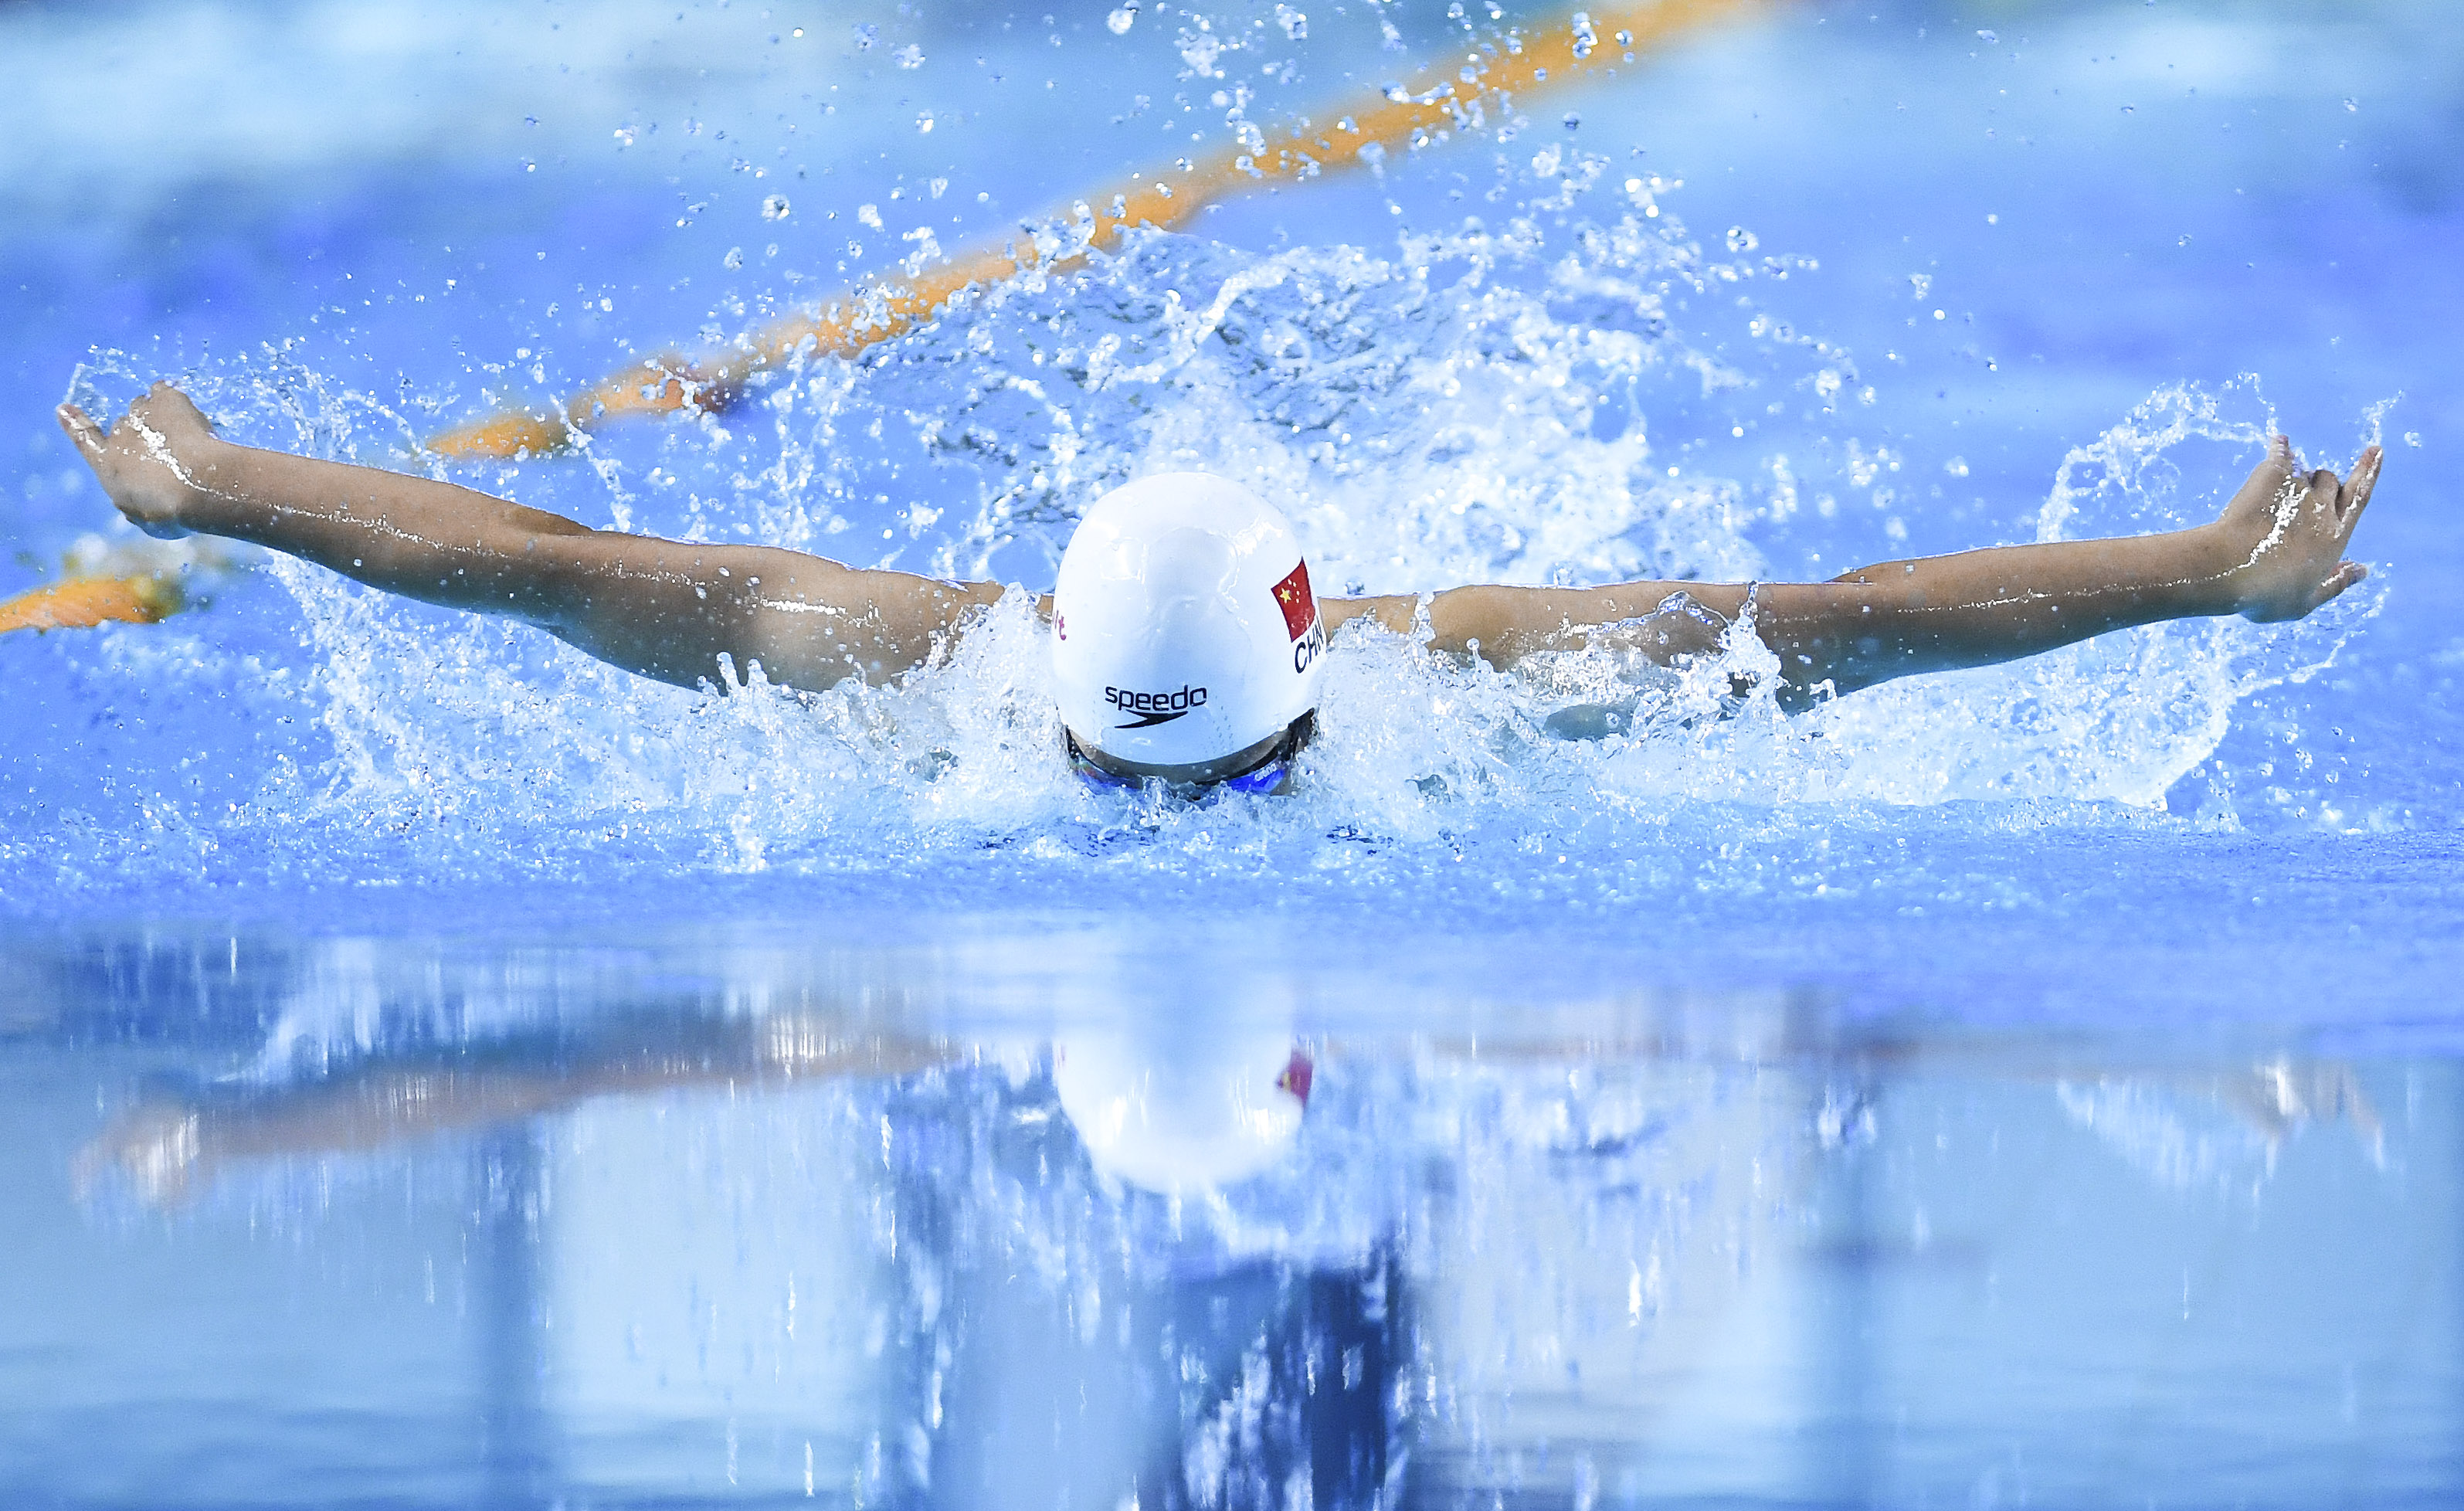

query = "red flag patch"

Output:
[[1278, 1049, 1314, 1107], [1271, 559, 1316, 642]]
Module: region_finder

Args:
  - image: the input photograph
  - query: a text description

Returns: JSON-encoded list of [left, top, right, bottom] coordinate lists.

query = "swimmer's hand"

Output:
[[2211, 436, 2379, 623], [56, 381, 222, 541]]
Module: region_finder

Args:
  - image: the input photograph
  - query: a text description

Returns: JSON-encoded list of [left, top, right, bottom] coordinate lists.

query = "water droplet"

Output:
[[1726, 226, 1759, 252], [1562, 111, 1580, 131], [1107, 4, 1137, 32], [894, 43, 925, 69], [1180, 31, 1224, 75], [2121, 104, 2136, 114], [851, 23, 876, 49], [1274, 4, 1306, 40], [2177, 233, 2192, 246], [1909, 273, 1933, 299], [857, 203, 884, 230], [612, 127, 636, 148], [2404, 431, 2423, 447], [762, 194, 792, 220], [917, 112, 935, 133], [723, 246, 745, 270], [1976, 29, 1997, 42]]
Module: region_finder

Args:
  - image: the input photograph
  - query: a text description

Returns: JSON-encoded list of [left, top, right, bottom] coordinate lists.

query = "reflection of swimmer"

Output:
[[76, 1000, 1312, 1208], [73, 986, 2402, 1506], [78, 1004, 1384, 1509], [63, 384, 2380, 795]]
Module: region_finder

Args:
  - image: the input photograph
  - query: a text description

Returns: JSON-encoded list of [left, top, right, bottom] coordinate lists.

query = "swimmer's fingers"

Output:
[[57, 388, 208, 538], [2334, 446, 2381, 543], [2303, 465, 2344, 528], [2225, 434, 2299, 525], [59, 385, 218, 467], [129, 381, 220, 444], [56, 402, 108, 464], [2309, 452, 2382, 615], [2264, 432, 2295, 484], [2313, 559, 2369, 612]]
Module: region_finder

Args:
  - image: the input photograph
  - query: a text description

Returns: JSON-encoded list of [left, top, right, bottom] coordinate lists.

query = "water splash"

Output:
[[27, 173, 2380, 898]]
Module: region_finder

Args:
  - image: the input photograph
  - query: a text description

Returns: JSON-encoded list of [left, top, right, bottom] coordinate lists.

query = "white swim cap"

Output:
[[1054, 1024, 1312, 1194], [1052, 473, 1326, 784]]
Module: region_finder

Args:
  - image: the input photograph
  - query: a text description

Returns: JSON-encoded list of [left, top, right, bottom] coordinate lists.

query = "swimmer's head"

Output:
[[1051, 474, 1326, 793]]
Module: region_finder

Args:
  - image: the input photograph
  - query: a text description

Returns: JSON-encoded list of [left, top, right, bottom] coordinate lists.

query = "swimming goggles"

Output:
[[1066, 711, 1315, 798]]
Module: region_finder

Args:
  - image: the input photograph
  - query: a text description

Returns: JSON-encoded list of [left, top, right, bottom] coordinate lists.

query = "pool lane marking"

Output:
[[424, 0, 1767, 462]]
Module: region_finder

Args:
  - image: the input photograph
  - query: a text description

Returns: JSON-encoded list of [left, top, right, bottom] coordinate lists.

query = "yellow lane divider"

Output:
[[0, 575, 180, 634], [427, 0, 1759, 460], [0, 538, 253, 638]]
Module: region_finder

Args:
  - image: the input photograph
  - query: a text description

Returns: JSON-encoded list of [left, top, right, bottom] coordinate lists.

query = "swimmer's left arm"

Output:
[[1746, 438, 2376, 701], [1325, 438, 2379, 708]]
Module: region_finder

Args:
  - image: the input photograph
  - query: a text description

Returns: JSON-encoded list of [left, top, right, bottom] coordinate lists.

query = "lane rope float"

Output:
[[0, 537, 253, 637], [0, 576, 181, 634], [426, 0, 1761, 461]]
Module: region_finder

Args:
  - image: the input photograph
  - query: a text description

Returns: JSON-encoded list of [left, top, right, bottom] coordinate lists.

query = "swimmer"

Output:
[[59, 382, 2381, 793]]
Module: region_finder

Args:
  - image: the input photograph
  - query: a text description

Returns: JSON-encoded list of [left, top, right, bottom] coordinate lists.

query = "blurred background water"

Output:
[[4, 0, 2463, 1503]]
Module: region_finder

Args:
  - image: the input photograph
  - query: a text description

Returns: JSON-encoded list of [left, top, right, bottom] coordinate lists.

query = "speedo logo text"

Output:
[[1107, 684, 1208, 728]]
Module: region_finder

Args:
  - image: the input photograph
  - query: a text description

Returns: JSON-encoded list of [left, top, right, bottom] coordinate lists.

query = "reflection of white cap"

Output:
[[1051, 474, 1326, 782], [1053, 1022, 1312, 1195]]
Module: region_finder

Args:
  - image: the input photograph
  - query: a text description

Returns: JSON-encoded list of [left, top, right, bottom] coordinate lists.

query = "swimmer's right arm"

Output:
[[58, 383, 1000, 693], [76, 1021, 958, 1205]]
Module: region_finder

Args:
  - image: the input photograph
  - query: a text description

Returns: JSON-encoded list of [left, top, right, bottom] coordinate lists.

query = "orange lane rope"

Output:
[[427, 0, 1759, 460], [0, 574, 182, 634], [0, 537, 253, 637]]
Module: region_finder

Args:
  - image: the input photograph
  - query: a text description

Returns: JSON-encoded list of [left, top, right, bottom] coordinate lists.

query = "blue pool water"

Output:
[[5, 0, 2464, 1504]]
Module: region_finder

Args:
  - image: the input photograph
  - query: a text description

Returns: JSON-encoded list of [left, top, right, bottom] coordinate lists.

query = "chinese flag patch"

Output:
[[1278, 1050, 1314, 1107], [1271, 559, 1316, 641]]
